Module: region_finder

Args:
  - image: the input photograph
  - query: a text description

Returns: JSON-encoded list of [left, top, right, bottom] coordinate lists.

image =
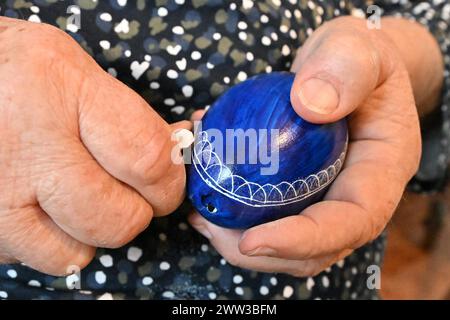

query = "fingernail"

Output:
[[297, 78, 339, 114], [191, 224, 212, 240], [172, 128, 194, 148], [245, 247, 277, 257]]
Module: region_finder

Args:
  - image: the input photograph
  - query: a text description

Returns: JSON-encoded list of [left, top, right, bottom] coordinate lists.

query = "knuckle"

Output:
[[66, 249, 95, 274], [90, 226, 130, 249], [366, 209, 389, 243], [52, 247, 96, 276], [13, 23, 91, 80], [394, 110, 422, 180], [16, 24, 67, 60], [152, 168, 186, 216], [29, 23, 73, 52], [98, 203, 153, 249], [131, 123, 174, 185], [36, 174, 62, 211], [298, 214, 321, 259], [74, 250, 96, 271], [1, 20, 84, 76], [350, 214, 373, 249], [317, 28, 380, 72]]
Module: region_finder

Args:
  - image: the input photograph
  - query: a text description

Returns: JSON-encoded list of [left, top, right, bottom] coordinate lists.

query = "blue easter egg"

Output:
[[188, 72, 348, 229]]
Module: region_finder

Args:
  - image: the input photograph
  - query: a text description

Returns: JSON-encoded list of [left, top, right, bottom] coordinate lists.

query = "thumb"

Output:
[[78, 70, 187, 217], [290, 21, 392, 124]]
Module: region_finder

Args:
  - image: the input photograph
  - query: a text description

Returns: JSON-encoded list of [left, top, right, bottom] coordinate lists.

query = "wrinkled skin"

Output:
[[0, 17, 189, 276], [189, 17, 444, 277], [0, 15, 444, 278]]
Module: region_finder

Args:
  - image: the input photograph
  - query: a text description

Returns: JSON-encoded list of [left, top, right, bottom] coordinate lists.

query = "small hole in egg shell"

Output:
[[206, 203, 218, 214]]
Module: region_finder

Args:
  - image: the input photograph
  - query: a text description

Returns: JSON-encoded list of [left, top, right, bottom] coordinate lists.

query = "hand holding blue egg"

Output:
[[188, 72, 348, 229]]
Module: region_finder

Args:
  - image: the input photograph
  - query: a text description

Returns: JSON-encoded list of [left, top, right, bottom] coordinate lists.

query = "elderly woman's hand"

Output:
[[189, 16, 443, 276], [0, 17, 188, 275]]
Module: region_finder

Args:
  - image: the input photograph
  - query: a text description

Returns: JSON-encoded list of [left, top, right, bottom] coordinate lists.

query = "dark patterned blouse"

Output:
[[0, 0, 449, 300]]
